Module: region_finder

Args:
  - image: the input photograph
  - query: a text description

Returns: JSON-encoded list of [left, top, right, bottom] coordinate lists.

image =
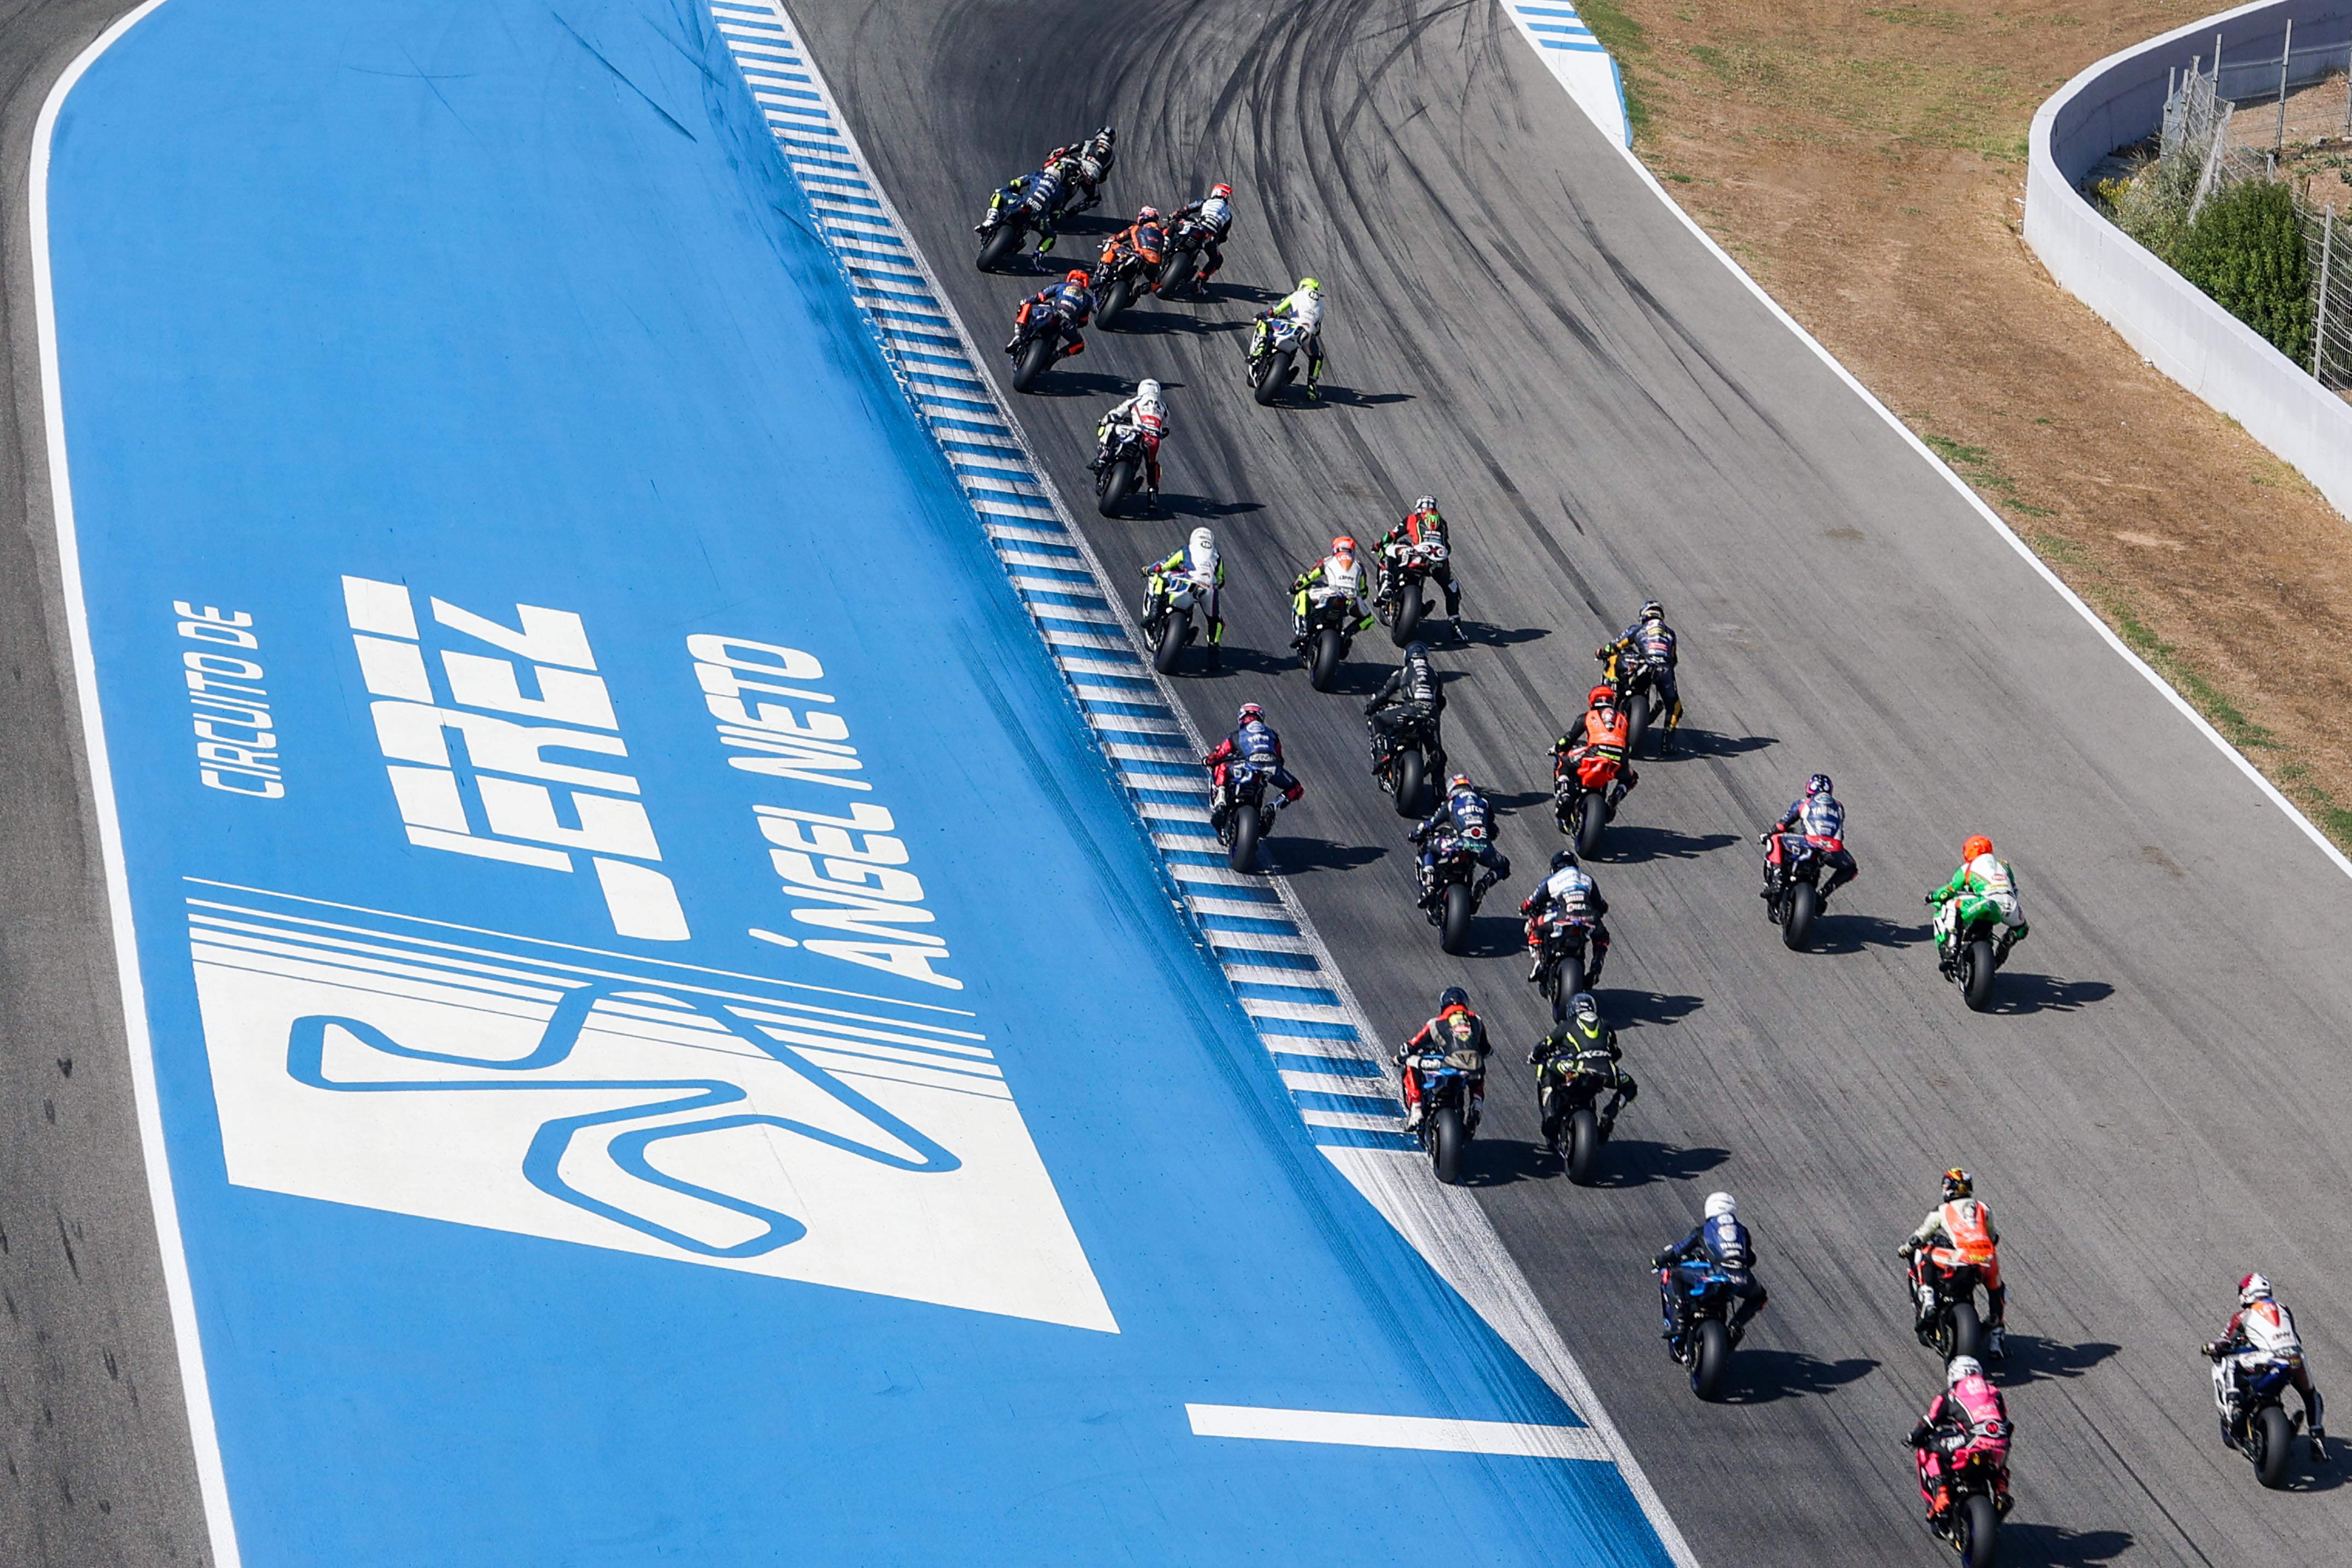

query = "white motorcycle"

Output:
[[1247, 316, 1313, 406], [1377, 536, 1447, 645], [1142, 567, 1218, 675]]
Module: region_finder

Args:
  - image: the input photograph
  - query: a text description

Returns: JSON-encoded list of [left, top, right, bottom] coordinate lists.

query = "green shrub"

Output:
[[2173, 179, 2314, 363]]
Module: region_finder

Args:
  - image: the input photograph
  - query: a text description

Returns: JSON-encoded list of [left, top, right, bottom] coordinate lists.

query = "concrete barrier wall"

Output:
[[2023, 0, 2352, 519]]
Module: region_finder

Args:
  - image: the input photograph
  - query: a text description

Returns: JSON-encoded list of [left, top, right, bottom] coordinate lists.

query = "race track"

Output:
[[787, 1, 2352, 1562]]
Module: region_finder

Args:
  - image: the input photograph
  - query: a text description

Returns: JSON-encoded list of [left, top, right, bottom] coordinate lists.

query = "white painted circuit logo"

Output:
[[342, 576, 688, 941]]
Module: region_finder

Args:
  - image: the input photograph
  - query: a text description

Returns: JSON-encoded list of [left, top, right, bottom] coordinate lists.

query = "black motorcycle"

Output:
[[1369, 702, 1443, 818], [1213, 762, 1277, 873], [1536, 1053, 1622, 1185], [1006, 302, 1083, 394], [1600, 647, 1672, 757], [1296, 593, 1357, 691], [1089, 233, 1163, 329], [975, 184, 1058, 272], [1907, 1254, 1993, 1362], [1375, 537, 1447, 646], [1416, 831, 1490, 955], [1529, 911, 1599, 1019], [1658, 1262, 1742, 1402], [1155, 213, 1216, 298], [1406, 1046, 1479, 1185], [1095, 424, 1156, 516], [1762, 831, 1844, 951]]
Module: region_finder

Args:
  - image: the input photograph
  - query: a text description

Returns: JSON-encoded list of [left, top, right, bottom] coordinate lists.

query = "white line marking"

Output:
[[1185, 1404, 1614, 1461], [31, 4, 243, 1561]]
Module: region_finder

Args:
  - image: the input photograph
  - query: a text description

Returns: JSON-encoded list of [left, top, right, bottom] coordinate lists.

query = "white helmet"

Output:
[[1189, 527, 1215, 557], [1946, 1355, 1983, 1388], [1137, 377, 1162, 401], [1703, 1192, 1736, 1221], [2240, 1272, 2274, 1307]]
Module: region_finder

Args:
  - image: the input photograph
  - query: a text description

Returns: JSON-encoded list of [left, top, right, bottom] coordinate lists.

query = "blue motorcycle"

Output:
[[1407, 1049, 1477, 1184], [1658, 1261, 1740, 1401]]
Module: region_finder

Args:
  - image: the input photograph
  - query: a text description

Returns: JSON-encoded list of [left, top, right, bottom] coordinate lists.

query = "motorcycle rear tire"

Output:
[[1947, 1299, 1984, 1362], [2255, 1405, 2295, 1488], [1440, 882, 1474, 955], [1626, 689, 1653, 756], [1962, 937, 1999, 1011], [1961, 1494, 2001, 1568], [1553, 947, 1587, 1010], [1432, 1106, 1466, 1185], [1390, 580, 1425, 646], [1395, 746, 1427, 819], [1575, 790, 1608, 856], [1097, 273, 1134, 328], [1254, 349, 1295, 406], [1782, 882, 1819, 950], [1691, 1318, 1732, 1401], [1159, 248, 1197, 296], [1567, 1106, 1601, 1186], [1012, 335, 1057, 393], [976, 225, 1022, 271], [1227, 803, 1262, 873], [1154, 607, 1191, 675], [1309, 625, 1343, 690], [1097, 457, 1138, 516]]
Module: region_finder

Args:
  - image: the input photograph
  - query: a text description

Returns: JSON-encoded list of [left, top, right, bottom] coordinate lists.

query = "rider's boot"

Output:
[[1986, 1325, 2007, 1361], [2312, 1426, 2331, 1462]]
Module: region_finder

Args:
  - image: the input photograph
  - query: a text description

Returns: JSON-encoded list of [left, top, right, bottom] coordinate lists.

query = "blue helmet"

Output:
[[1570, 992, 1599, 1021], [1550, 849, 1577, 871], [1438, 986, 1470, 1013], [1807, 773, 1833, 796], [1405, 640, 1429, 662]]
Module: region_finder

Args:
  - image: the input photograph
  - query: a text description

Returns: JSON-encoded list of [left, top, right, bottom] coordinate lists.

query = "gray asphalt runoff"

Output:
[[792, 1, 2352, 1563], [0, 0, 217, 1564]]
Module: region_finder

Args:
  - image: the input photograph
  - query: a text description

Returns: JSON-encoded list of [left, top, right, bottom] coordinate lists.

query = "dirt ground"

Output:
[[1581, 0, 2352, 847]]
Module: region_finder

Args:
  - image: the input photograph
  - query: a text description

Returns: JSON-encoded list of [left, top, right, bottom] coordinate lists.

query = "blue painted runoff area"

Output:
[[45, 1, 1675, 1563]]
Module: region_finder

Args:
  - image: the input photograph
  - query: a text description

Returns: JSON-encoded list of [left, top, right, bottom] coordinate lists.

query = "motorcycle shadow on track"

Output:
[[1994, 1522, 2135, 1566], [1985, 974, 2114, 1016], [1459, 621, 1549, 649], [1812, 914, 1931, 955], [1114, 311, 1250, 339], [1599, 825, 1739, 865], [1670, 727, 1775, 759], [1991, 1334, 2121, 1388], [1265, 836, 1386, 876], [1021, 370, 1133, 399], [1155, 493, 1265, 519], [1582, 1138, 1731, 1190], [1458, 913, 1526, 959], [1192, 645, 1288, 679], [1594, 988, 1704, 1030], [1710, 1348, 1879, 1406]]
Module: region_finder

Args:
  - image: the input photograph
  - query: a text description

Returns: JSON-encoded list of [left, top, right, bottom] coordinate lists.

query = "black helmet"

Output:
[[1639, 599, 1665, 621], [1807, 773, 1833, 797], [1404, 640, 1429, 662], [1438, 986, 1470, 1012], [1570, 992, 1599, 1021], [1550, 849, 1577, 871]]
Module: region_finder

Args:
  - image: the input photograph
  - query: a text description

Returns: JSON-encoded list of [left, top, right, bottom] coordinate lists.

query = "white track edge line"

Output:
[[1500, 1, 2352, 885], [30, 2, 244, 1563], [738, 7, 1700, 1563]]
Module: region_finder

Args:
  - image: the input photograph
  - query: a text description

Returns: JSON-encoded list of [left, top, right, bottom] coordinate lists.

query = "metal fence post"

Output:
[[2319, 206, 2337, 381], [2343, 38, 2352, 138], [2273, 24, 2290, 148]]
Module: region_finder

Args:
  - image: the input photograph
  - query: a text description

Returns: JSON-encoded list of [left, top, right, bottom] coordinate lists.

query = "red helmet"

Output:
[[1587, 684, 1616, 709], [1210, 182, 1233, 200], [1065, 269, 1092, 287]]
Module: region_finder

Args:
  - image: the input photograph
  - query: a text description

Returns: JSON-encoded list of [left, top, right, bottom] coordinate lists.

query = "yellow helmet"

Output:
[[1297, 277, 1321, 293]]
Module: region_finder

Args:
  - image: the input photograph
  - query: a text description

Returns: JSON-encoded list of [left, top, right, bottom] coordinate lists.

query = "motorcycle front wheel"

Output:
[[1097, 456, 1138, 516], [1389, 580, 1425, 646], [1567, 1106, 1601, 1186], [1781, 881, 1819, 950], [1440, 882, 1474, 955], [1011, 335, 1057, 393], [1153, 607, 1191, 675], [1691, 1318, 1732, 1401], [1432, 1106, 1466, 1185], [1309, 625, 1344, 690], [1961, 937, 1999, 1011], [1961, 1494, 2001, 1568]]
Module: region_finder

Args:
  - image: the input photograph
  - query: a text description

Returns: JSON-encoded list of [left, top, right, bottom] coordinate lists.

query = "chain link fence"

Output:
[[2099, 28, 2352, 392]]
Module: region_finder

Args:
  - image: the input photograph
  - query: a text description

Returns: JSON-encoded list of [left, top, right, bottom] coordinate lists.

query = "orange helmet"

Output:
[[1961, 835, 1993, 862], [1066, 269, 1092, 287], [1587, 684, 1616, 709], [1330, 535, 1357, 557]]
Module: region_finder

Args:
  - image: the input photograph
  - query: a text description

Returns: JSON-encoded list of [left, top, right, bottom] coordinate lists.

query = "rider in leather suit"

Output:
[[1763, 773, 1858, 901], [1655, 1191, 1770, 1342], [1410, 773, 1511, 899], [1203, 703, 1302, 823], [1364, 641, 1445, 773], [1521, 848, 1612, 987], [1396, 986, 1489, 1134]]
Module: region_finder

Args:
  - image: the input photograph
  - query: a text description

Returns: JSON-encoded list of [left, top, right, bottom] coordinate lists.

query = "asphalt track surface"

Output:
[[0, 1, 213, 1563], [791, 2, 2352, 1563]]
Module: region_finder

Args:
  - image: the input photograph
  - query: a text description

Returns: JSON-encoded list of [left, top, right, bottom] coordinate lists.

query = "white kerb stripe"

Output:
[[1185, 1404, 1612, 1461]]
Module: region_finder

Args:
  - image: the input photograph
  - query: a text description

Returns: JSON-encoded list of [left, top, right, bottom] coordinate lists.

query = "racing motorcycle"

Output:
[[1369, 704, 1443, 818], [1058, 147, 1110, 218], [1536, 1050, 1623, 1185], [975, 173, 1062, 272], [1917, 1443, 2008, 1567], [1140, 565, 1215, 675], [1907, 1252, 1993, 1363], [1529, 911, 1599, 1019], [2208, 1344, 2309, 1489], [1930, 895, 2013, 1012], [1375, 536, 1447, 646], [1088, 229, 1164, 329], [1247, 315, 1312, 406], [1405, 1041, 1480, 1185], [1006, 296, 1084, 395], [1095, 422, 1157, 516], [1155, 212, 1217, 298], [1657, 1262, 1742, 1402], [1417, 830, 1491, 955], [1297, 589, 1358, 691], [1212, 761, 1278, 873], [1599, 646, 1672, 757], [1761, 830, 1844, 951], [1553, 744, 1623, 858]]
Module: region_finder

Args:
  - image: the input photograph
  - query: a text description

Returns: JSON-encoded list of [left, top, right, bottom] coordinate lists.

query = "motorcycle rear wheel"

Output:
[[1440, 882, 1474, 955], [1309, 625, 1344, 690], [1097, 456, 1138, 516], [1431, 1106, 1466, 1184], [1781, 882, 1819, 950], [1961, 937, 1999, 1011], [1394, 746, 1427, 819], [2255, 1405, 2295, 1488], [1574, 790, 1608, 856], [1254, 349, 1295, 406], [1389, 580, 1425, 646], [1159, 248, 1197, 296], [1153, 607, 1191, 675], [1567, 1106, 1601, 1186], [1097, 273, 1135, 328], [1691, 1318, 1732, 1401], [976, 225, 1022, 271], [1626, 688, 1653, 756], [1961, 1494, 2001, 1567], [1946, 1299, 1984, 1362], [1227, 802, 1262, 873], [1551, 946, 1587, 1012], [1012, 335, 1057, 393]]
